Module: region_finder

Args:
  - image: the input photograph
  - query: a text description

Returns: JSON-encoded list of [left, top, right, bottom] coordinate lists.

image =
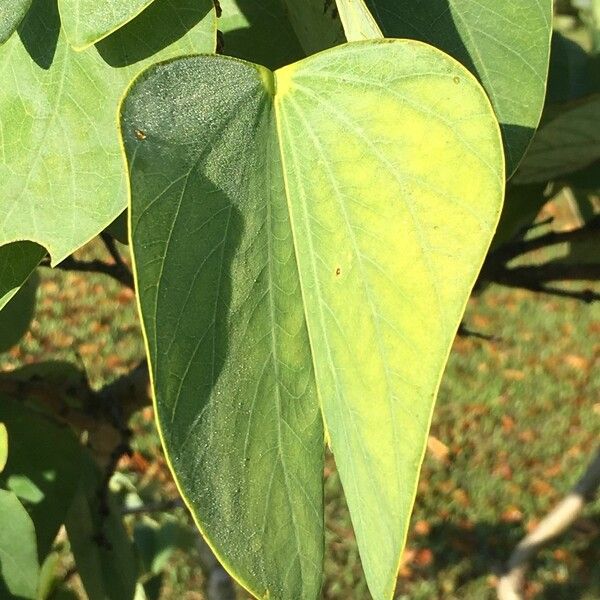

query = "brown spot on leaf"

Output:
[[134, 129, 147, 141]]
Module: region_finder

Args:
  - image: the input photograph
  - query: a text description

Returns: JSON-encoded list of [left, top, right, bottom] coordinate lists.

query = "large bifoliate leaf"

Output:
[[0, 490, 39, 599], [0, 241, 44, 311], [123, 42, 504, 599], [0, 0, 215, 265], [365, 0, 552, 175], [218, 0, 304, 69], [0, 0, 32, 43], [58, 0, 157, 49]]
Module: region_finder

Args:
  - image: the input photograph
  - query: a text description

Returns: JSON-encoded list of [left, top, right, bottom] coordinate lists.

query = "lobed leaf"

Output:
[[123, 40, 504, 599]]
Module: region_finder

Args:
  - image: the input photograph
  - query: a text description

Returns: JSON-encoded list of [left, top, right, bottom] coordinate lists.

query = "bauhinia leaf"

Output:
[[0, 0, 216, 266], [0, 490, 39, 599], [514, 94, 600, 184], [0, 241, 44, 312], [122, 41, 504, 599], [58, 0, 158, 49], [365, 0, 553, 175], [335, 0, 383, 41], [0, 0, 33, 44]]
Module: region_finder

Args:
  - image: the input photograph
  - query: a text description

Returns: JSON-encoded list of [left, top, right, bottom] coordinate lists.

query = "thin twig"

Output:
[[497, 449, 600, 600], [43, 255, 135, 289]]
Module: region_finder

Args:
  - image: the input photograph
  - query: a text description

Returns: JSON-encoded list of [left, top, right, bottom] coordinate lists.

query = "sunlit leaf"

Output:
[[58, 0, 158, 49], [365, 0, 553, 174], [335, 0, 383, 41], [0, 0, 33, 43], [123, 40, 504, 599], [0, 0, 216, 265]]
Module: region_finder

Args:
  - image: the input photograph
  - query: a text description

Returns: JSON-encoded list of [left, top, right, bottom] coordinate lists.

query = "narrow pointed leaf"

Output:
[[0, 241, 44, 311], [335, 0, 383, 41], [0, 490, 39, 599], [123, 41, 504, 600], [0, 0, 215, 265], [58, 0, 158, 49], [365, 0, 552, 174], [0, 0, 32, 43], [0, 271, 38, 353]]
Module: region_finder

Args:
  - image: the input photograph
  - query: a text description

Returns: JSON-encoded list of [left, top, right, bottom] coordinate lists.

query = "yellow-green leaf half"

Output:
[[122, 40, 504, 599]]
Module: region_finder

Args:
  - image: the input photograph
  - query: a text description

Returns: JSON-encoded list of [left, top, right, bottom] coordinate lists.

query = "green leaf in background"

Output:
[[123, 41, 504, 599], [365, 0, 553, 175], [58, 0, 157, 49], [0, 0, 33, 43], [0, 396, 84, 560], [514, 94, 600, 184], [280, 0, 345, 54], [0, 489, 39, 600], [0, 241, 44, 312], [335, 0, 383, 41], [0, 424, 7, 474], [0, 0, 216, 266], [218, 0, 304, 69], [0, 271, 39, 353], [66, 454, 137, 600]]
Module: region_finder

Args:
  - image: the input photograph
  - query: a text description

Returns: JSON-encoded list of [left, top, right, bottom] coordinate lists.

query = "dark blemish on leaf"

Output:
[[453, 77, 460, 84], [335, 267, 341, 276], [134, 129, 147, 141], [213, 0, 222, 17]]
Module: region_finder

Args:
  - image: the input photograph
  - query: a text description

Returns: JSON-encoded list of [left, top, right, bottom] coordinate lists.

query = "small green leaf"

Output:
[[0, 241, 44, 312], [123, 41, 504, 599], [0, 490, 39, 599], [66, 455, 137, 600], [365, 0, 553, 174], [0, 0, 216, 265], [0, 424, 7, 474], [58, 0, 158, 49], [514, 94, 600, 184], [0, 396, 84, 559], [0, 271, 39, 353], [0, 0, 33, 43]]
